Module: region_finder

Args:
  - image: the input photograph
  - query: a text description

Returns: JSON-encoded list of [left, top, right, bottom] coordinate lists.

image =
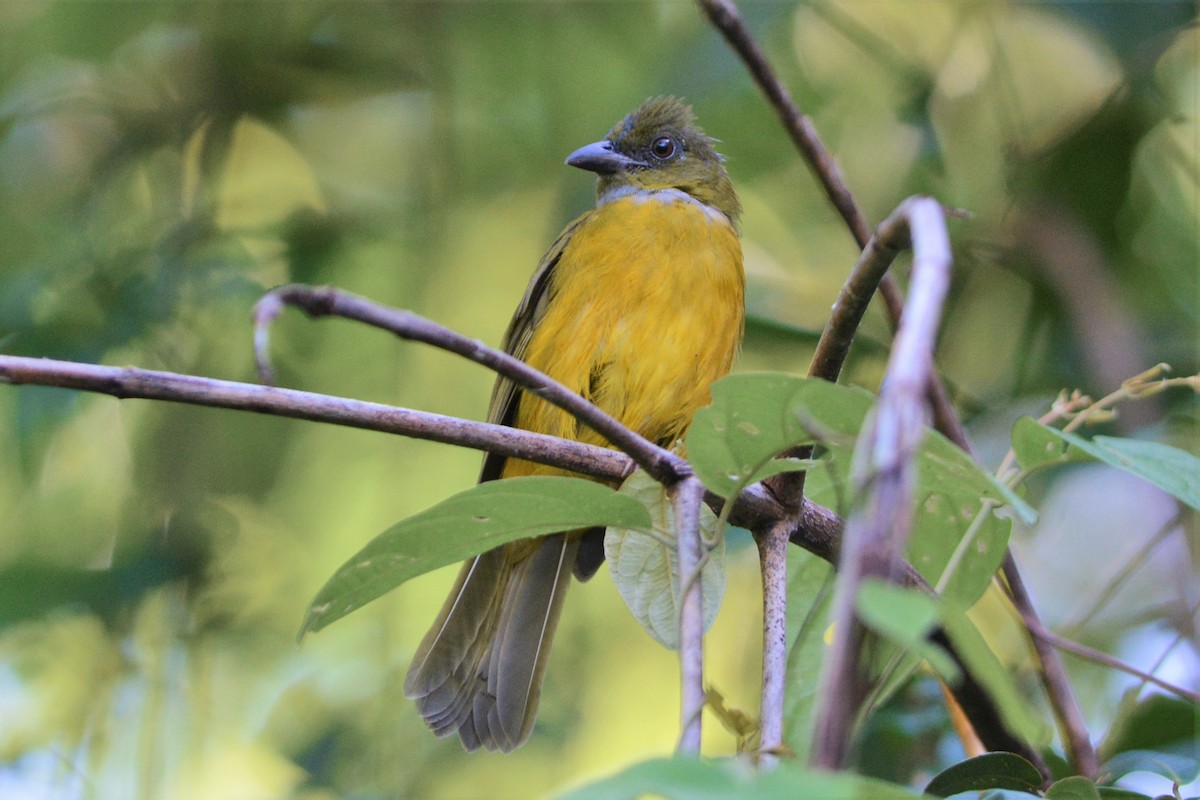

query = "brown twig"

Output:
[[254, 284, 689, 486], [696, 0, 971, 480], [0, 355, 628, 479], [810, 197, 952, 770], [755, 519, 792, 766], [1000, 557, 1099, 776], [1031, 625, 1200, 706]]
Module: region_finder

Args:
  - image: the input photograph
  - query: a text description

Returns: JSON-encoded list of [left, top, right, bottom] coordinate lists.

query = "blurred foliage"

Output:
[[0, 1, 1195, 798]]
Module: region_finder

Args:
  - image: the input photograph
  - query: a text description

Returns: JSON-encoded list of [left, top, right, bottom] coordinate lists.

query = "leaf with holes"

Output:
[[604, 469, 725, 649]]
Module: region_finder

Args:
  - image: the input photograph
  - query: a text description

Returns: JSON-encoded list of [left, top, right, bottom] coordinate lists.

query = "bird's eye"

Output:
[[650, 136, 677, 160]]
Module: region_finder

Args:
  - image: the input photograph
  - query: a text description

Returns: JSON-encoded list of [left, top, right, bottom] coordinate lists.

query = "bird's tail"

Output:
[[403, 533, 579, 752]]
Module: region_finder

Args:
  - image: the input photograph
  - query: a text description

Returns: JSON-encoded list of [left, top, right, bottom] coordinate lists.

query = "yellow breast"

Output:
[[505, 192, 744, 478]]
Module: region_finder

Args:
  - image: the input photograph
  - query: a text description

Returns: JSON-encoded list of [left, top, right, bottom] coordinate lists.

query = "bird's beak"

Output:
[[565, 141, 645, 174]]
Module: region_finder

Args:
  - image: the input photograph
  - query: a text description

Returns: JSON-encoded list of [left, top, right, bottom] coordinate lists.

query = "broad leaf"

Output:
[[925, 752, 1046, 797], [1096, 749, 1200, 786], [604, 470, 725, 649], [300, 476, 650, 637], [690, 373, 1028, 608], [855, 580, 960, 682], [1046, 776, 1102, 800], [1031, 423, 1200, 511]]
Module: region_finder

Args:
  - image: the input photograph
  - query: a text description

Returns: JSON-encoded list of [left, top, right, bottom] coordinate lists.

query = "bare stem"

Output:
[[755, 520, 792, 766], [673, 476, 708, 753], [810, 197, 953, 770], [1001, 555, 1099, 776]]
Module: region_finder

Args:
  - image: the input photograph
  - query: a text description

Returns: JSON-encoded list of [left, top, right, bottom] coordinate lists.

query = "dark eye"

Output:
[[650, 136, 677, 160]]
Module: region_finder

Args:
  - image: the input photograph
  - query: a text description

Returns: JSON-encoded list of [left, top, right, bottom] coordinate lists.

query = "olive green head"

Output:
[[566, 97, 741, 224]]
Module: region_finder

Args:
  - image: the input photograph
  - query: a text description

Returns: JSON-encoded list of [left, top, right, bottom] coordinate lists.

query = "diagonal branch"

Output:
[[254, 284, 689, 486]]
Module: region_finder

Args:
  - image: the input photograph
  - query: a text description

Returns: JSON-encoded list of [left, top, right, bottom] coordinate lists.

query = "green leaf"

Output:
[[940, 604, 1050, 746], [1099, 693, 1200, 758], [925, 752, 1046, 797], [781, 548, 834, 761], [1096, 749, 1200, 786], [1012, 416, 1078, 470], [689, 373, 1028, 610], [604, 470, 725, 650], [855, 580, 960, 682], [300, 476, 650, 637], [556, 756, 921, 800], [686, 373, 850, 498], [1039, 426, 1200, 511], [1046, 776, 1102, 800]]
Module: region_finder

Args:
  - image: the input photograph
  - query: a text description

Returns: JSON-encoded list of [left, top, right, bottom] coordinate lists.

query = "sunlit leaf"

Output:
[[604, 470, 725, 650], [300, 476, 650, 637]]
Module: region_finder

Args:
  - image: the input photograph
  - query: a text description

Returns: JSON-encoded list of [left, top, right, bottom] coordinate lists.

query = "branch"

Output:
[[673, 476, 708, 753], [254, 284, 690, 487], [0, 355, 630, 480], [0, 349, 1040, 764], [1001, 557, 1099, 776], [696, 0, 972, 493], [1031, 625, 1200, 706], [810, 197, 952, 770], [697, 3, 1084, 777], [755, 520, 792, 766], [695, 0, 871, 247]]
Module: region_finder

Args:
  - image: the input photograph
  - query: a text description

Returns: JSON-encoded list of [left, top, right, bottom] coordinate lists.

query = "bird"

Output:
[[403, 96, 745, 752]]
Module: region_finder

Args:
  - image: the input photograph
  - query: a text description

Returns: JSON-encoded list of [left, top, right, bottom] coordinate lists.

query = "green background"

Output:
[[0, 2, 1195, 798]]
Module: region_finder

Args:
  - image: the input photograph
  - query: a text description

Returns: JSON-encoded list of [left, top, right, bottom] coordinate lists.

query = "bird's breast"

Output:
[[513, 191, 745, 455]]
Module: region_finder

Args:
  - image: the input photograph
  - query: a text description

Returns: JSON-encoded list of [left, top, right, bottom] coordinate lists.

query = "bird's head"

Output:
[[566, 96, 740, 224]]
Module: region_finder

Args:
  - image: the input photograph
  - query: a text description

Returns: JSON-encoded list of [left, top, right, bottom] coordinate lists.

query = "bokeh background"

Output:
[[0, 2, 1195, 798]]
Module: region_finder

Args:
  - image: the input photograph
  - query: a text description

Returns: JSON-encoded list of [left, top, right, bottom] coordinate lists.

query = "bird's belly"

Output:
[[512, 194, 745, 461]]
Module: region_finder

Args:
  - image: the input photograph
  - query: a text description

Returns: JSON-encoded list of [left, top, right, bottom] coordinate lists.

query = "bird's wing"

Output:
[[478, 212, 590, 483]]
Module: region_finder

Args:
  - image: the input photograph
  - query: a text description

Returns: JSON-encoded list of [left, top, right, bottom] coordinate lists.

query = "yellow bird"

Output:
[[404, 97, 745, 751]]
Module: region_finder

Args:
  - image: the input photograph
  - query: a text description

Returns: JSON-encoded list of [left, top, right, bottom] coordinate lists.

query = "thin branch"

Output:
[[673, 476, 707, 753], [0, 355, 631, 480], [810, 197, 952, 770], [697, 0, 972, 499], [1001, 555, 1099, 776], [254, 284, 690, 487], [0, 351, 808, 545], [695, 0, 871, 248], [1031, 626, 1200, 706], [755, 520, 792, 766]]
